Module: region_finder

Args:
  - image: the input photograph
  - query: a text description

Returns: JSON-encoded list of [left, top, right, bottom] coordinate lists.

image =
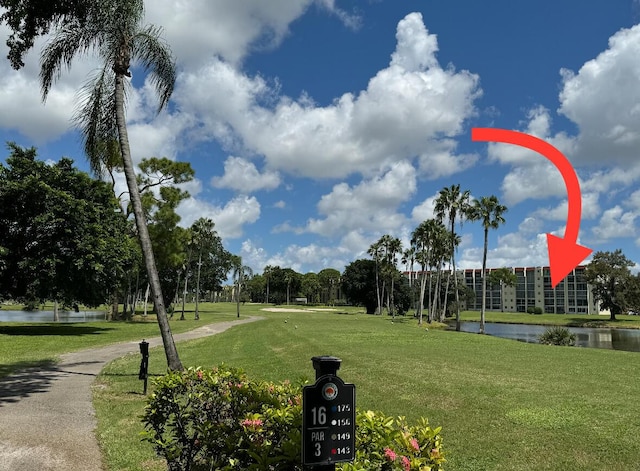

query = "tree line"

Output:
[[0, 145, 237, 321]]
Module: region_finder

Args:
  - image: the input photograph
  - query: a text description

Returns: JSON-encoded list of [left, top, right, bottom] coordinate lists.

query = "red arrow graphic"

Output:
[[471, 128, 593, 288]]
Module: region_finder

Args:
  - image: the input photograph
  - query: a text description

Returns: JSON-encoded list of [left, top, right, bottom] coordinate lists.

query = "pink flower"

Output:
[[409, 438, 420, 452], [401, 455, 410, 471], [241, 418, 263, 428], [430, 448, 441, 459], [384, 447, 397, 461], [196, 371, 203, 380]]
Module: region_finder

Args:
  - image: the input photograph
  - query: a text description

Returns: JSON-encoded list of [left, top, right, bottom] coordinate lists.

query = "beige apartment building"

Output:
[[405, 265, 599, 314], [462, 265, 599, 314]]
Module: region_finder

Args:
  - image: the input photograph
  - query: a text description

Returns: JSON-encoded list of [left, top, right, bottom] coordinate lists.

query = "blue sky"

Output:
[[1, 0, 639, 276]]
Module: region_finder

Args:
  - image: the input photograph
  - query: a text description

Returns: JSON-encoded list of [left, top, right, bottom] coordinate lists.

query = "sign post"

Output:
[[302, 356, 355, 469], [138, 339, 149, 395]]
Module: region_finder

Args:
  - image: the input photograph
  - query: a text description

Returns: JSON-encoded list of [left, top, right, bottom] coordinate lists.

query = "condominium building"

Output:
[[405, 265, 599, 314], [462, 265, 599, 314]]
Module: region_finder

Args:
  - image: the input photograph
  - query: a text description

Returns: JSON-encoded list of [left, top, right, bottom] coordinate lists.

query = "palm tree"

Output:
[[411, 221, 431, 325], [191, 218, 216, 320], [231, 255, 252, 318], [263, 265, 274, 304], [439, 230, 461, 322], [467, 195, 507, 334], [411, 219, 449, 324], [435, 184, 471, 332], [367, 240, 384, 315], [402, 246, 416, 288], [39, 0, 182, 370], [380, 235, 402, 318], [402, 246, 416, 312]]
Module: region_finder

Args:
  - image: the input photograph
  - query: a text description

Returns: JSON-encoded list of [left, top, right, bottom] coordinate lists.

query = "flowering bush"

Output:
[[340, 410, 445, 470], [142, 366, 445, 470]]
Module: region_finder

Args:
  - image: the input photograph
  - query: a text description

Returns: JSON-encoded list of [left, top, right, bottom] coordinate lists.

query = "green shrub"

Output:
[[142, 366, 445, 471], [22, 299, 39, 311], [538, 326, 576, 346], [534, 307, 543, 315]]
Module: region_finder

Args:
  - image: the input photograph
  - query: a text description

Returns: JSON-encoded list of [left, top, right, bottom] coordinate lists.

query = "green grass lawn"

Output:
[[91, 304, 640, 471], [0, 306, 238, 378]]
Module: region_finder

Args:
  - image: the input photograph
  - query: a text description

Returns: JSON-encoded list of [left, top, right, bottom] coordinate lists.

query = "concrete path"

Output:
[[0, 316, 262, 471]]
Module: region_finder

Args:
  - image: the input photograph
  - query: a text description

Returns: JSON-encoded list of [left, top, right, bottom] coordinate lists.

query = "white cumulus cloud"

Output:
[[175, 12, 482, 180], [211, 156, 281, 193]]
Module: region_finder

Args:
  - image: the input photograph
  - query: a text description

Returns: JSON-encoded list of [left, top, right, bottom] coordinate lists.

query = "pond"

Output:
[[0, 309, 107, 323], [458, 321, 640, 353]]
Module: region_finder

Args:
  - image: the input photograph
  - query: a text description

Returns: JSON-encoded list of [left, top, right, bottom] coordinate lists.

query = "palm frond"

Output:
[[39, 24, 98, 101], [73, 65, 120, 176], [132, 24, 176, 112]]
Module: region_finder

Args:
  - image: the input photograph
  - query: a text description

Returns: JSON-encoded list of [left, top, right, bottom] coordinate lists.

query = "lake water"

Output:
[[458, 321, 640, 353], [0, 310, 107, 323]]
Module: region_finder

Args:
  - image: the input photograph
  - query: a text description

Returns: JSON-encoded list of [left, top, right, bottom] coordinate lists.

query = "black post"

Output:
[[311, 355, 342, 380], [139, 339, 149, 395], [308, 356, 341, 471]]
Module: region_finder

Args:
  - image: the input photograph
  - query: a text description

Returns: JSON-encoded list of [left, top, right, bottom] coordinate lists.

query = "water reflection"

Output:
[[458, 321, 640, 353], [0, 310, 107, 323]]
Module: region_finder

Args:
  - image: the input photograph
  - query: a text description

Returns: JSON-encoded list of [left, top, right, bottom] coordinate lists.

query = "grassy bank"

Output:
[[0, 307, 238, 378], [93, 303, 640, 470]]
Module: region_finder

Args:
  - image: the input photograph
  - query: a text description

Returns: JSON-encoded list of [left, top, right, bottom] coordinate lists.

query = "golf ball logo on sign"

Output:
[[322, 382, 338, 401]]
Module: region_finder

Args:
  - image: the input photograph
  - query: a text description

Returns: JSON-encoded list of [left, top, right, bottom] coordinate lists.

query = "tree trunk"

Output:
[[374, 260, 382, 315], [173, 270, 182, 306], [390, 276, 395, 319], [53, 299, 59, 322], [286, 280, 290, 305], [133, 270, 139, 317], [111, 292, 119, 320], [480, 227, 488, 334], [143, 283, 150, 317], [433, 268, 442, 322], [265, 278, 269, 304], [427, 270, 433, 323], [195, 251, 202, 320], [381, 279, 387, 315], [451, 221, 461, 331], [114, 73, 182, 371], [418, 265, 428, 325], [180, 273, 188, 320], [123, 276, 129, 319], [236, 274, 241, 318], [443, 268, 451, 321]]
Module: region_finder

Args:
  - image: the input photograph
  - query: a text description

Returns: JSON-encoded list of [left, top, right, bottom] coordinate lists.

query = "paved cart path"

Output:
[[0, 316, 262, 471]]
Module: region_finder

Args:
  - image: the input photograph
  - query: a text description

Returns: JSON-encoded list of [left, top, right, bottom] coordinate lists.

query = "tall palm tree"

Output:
[[435, 184, 471, 331], [39, 0, 182, 370], [402, 246, 416, 312], [411, 221, 431, 325], [263, 265, 274, 304], [380, 235, 402, 318], [367, 240, 384, 315], [412, 219, 449, 324], [231, 255, 252, 318], [191, 218, 216, 320], [467, 195, 507, 334], [402, 246, 416, 288]]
